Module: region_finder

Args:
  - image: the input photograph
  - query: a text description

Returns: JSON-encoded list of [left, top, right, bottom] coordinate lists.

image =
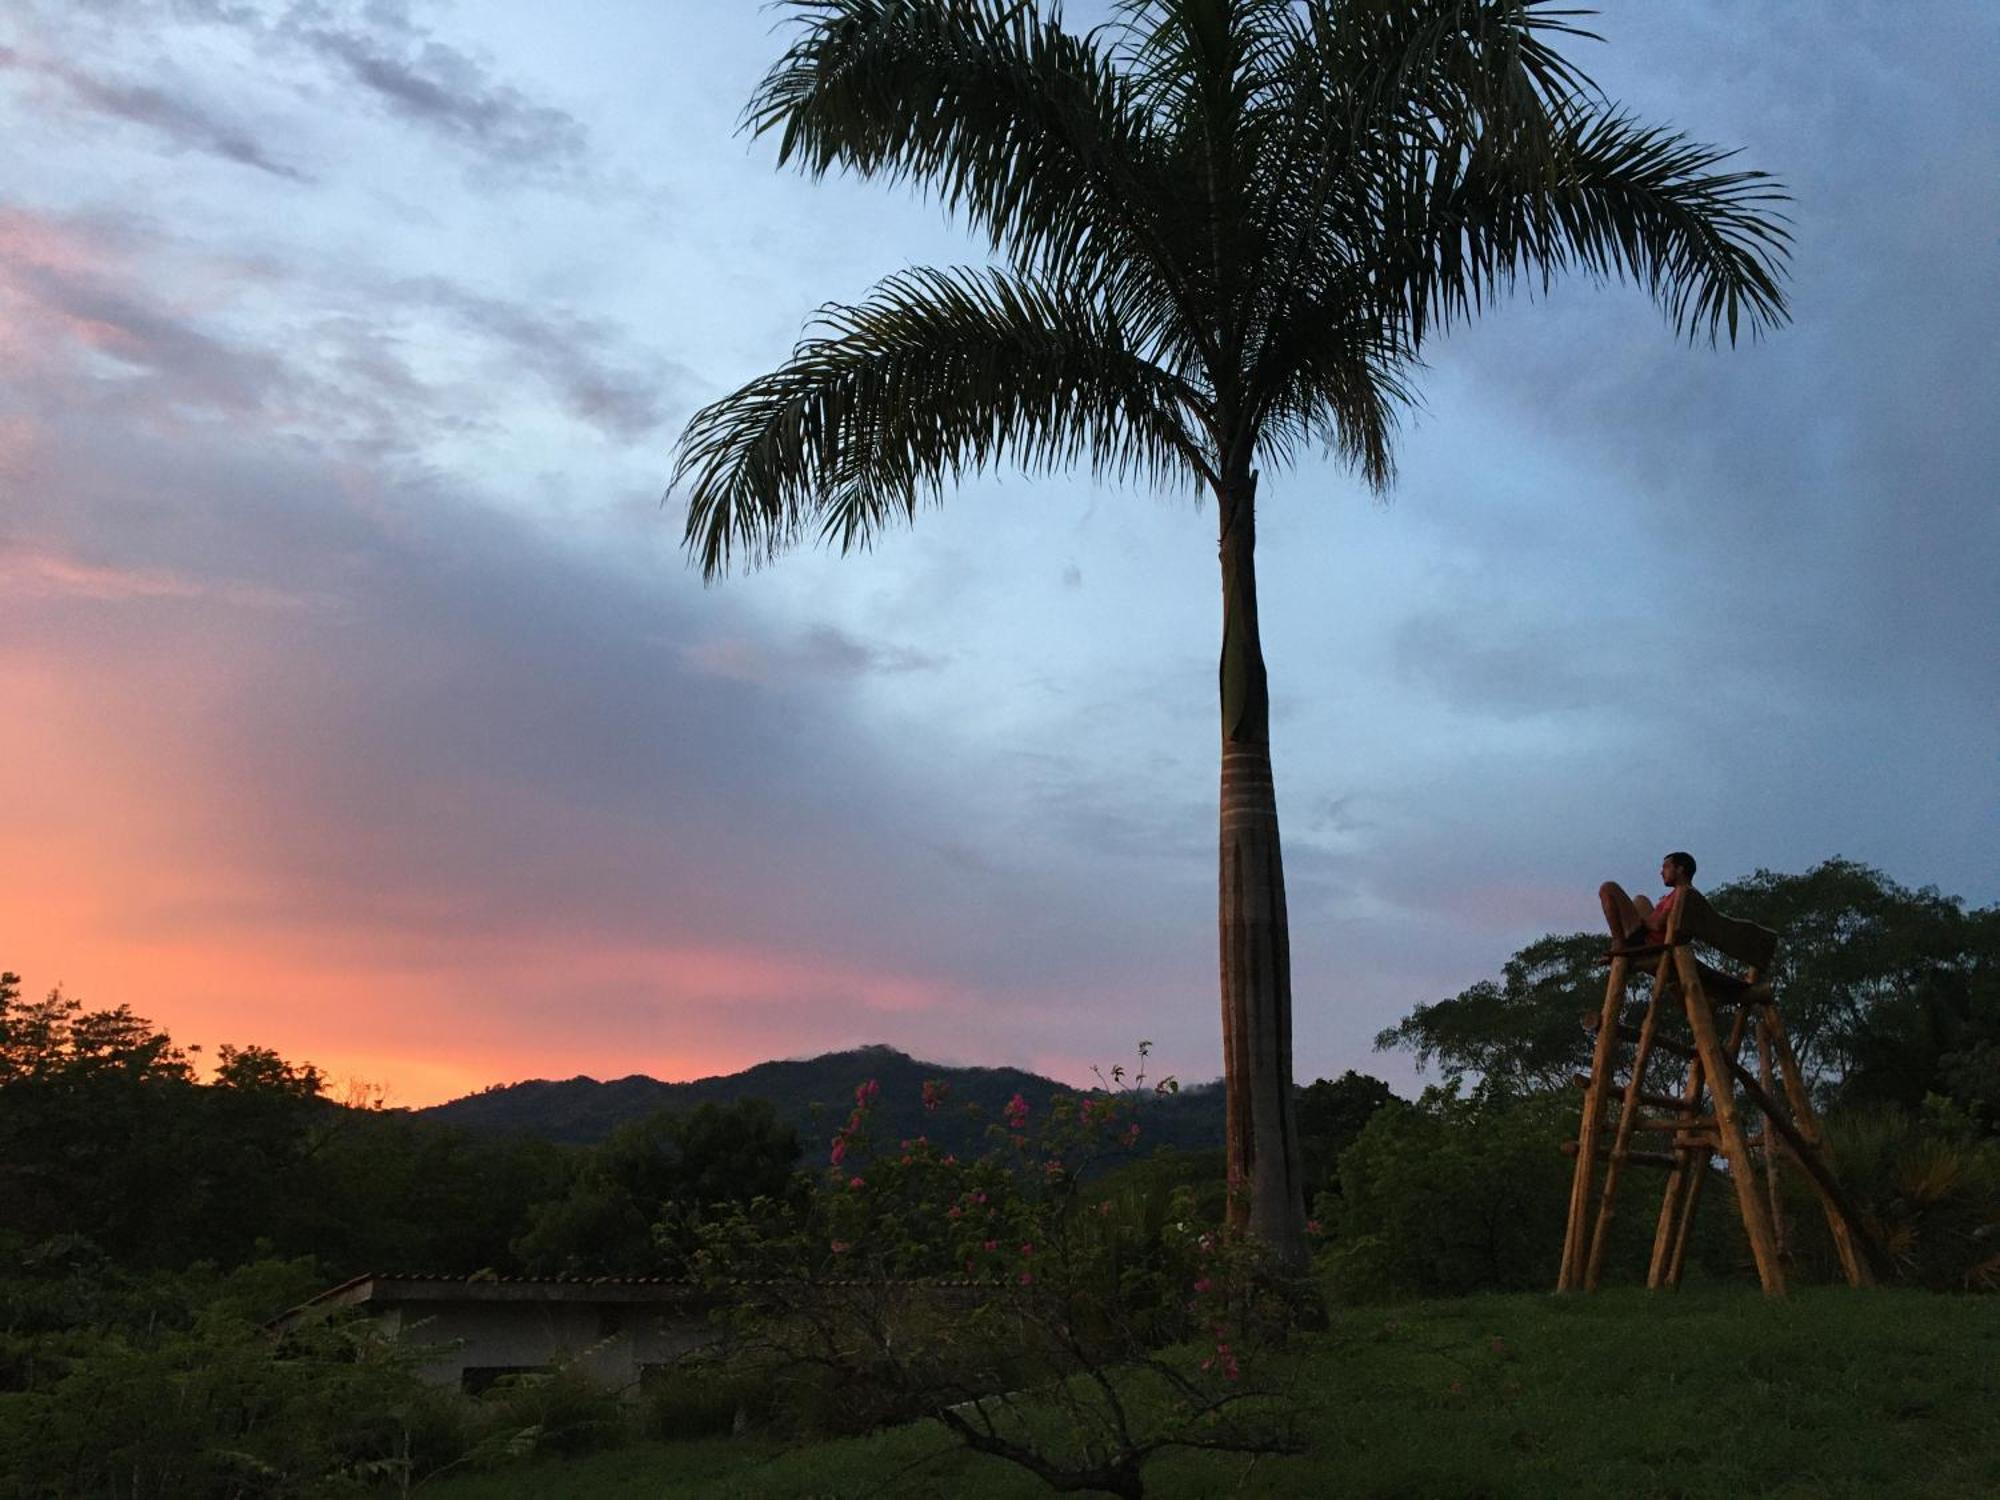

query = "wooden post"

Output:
[[1664, 1154, 1706, 1286], [1662, 1002, 1756, 1288], [1560, 955, 1630, 1290], [1586, 947, 1675, 1289], [1678, 949, 1785, 1295], [1648, 1045, 1708, 1288], [1757, 1013, 1787, 1261], [1759, 1007, 1874, 1288]]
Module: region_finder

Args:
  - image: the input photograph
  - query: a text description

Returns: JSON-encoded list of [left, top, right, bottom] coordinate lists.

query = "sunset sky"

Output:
[[1, 1, 1993, 1107]]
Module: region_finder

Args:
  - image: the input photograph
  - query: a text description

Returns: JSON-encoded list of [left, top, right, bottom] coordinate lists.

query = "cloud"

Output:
[[0, 45, 307, 180], [0, 207, 687, 462], [680, 625, 947, 686], [0, 546, 302, 609], [3, 0, 590, 187], [395, 277, 682, 442], [284, 4, 587, 176], [1393, 612, 1620, 722], [0, 244, 295, 419]]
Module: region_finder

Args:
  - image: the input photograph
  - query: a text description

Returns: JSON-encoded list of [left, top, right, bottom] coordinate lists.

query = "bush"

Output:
[[469, 1362, 628, 1459], [1794, 1099, 2000, 1291], [1322, 1085, 1587, 1301], [682, 1067, 1303, 1491], [0, 1266, 454, 1498]]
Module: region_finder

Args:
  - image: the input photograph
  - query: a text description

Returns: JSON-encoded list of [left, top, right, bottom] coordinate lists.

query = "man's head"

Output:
[[1662, 851, 1698, 887]]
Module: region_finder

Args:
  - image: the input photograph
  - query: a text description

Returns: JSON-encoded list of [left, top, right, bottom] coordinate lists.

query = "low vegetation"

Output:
[[419, 1289, 2000, 1499]]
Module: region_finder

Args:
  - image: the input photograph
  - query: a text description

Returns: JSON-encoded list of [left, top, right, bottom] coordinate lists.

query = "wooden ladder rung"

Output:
[[1630, 1114, 1718, 1135], [1561, 1142, 1679, 1170], [1616, 1024, 1694, 1061], [1570, 1074, 1685, 1112]]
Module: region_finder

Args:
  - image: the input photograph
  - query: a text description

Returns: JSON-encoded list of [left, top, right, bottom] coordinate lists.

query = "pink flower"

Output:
[[1018, 1271, 1034, 1285], [1192, 1277, 1213, 1295], [856, 1079, 880, 1105], [829, 1136, 848, 1166], [1019, 1242, 1034, 1257], [830, 1240, 851, 1254], [1306, 1218, 1324, 1236], [1123, 1123, 1141, 1146], [1044, 1159, 1065, 1177], [848, 1176, 865, 1190], [982, 1239, 998, 1253], [922, 1079, 949, 1113], [1003, 1092, 1030, 1129], [942, 1154, 957, 1166], [946, 1206, 963, 1220]]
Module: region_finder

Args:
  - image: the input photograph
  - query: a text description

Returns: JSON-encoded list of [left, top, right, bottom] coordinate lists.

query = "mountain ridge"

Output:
[[416, 1042, 1225, 1156]]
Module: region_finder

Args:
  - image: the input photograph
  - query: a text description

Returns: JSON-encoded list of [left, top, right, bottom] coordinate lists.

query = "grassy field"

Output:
[[420, 1288, 2000, 1499]]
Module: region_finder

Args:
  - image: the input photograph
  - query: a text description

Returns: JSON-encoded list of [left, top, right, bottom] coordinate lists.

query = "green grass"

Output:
[[418, 1289, 2000, 1499]]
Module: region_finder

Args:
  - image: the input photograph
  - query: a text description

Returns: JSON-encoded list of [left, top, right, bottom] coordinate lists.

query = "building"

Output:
[[270, 1273, 722, 1393]]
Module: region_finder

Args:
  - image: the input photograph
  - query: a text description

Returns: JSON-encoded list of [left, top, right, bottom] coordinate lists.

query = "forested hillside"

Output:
[[417, 1043, 1227, 1157]]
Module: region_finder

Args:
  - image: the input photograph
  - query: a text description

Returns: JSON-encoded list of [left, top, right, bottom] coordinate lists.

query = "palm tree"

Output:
[[672, 0, 1788, 1268]]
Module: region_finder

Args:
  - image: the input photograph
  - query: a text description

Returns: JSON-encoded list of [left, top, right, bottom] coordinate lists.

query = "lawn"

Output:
[[418, 1288, 2000, 1499]]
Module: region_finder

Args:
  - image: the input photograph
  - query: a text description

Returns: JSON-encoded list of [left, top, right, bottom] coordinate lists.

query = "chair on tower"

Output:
[[1556, 881, 1883, 1295]]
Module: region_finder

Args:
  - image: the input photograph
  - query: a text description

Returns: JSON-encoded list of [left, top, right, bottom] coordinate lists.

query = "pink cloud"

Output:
[[0, 547, 205, 602]]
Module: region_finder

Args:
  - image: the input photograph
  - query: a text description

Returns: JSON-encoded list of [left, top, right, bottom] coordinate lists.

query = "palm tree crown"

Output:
[[672, 0, 1788, 1267]]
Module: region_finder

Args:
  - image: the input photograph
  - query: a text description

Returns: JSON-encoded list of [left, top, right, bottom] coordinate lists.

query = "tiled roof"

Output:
[[268, 1271, 985, 1329]]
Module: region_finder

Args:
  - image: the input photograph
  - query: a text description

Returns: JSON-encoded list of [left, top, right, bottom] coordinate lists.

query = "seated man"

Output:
[[1599, 851, 1697, 949]]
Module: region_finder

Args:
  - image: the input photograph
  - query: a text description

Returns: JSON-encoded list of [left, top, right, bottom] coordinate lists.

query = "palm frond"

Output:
[[749, 2, 1166, 282], [1237, 1, 1612, 402], [1248, 277, 1417, 488], [672, 266, 1212, 578], [1395, 104, 1792, 345]]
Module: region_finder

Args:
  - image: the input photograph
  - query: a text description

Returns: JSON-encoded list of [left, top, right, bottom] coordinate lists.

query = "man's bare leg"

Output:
[[1599, 881, 1654, 947], [1588, 882, 1657, 1033]]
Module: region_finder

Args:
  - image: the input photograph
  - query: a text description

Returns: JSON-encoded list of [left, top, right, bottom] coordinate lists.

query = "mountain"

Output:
[[417, 1043, 1226, 1161]]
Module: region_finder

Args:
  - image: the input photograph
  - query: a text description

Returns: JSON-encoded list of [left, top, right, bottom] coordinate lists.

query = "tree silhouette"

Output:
[[672, 0, 1788, 1266]]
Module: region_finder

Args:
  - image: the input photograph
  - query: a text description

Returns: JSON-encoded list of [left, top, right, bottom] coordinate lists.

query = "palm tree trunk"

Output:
[[1216, 470, 1308, 1269]]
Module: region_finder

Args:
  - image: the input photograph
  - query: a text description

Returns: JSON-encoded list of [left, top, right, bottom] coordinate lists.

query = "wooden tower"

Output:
[[1557, 885, 1882, 1294]]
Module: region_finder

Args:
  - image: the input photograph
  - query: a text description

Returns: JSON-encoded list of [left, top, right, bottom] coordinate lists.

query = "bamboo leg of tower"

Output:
[[1664, 1147, 1708, 1287], [1664, 1004, 1758, 1288], [1649, 1036, 1708, 1287], [1560, 955, 1631, 1291], [1762, 1006, 1874, 1287], [1679, 952, 1785, 1295], [1757, 1019, 1787, 1261], [1585, 949, 1675, 1289], [1652, 1002, 1745, 1286]]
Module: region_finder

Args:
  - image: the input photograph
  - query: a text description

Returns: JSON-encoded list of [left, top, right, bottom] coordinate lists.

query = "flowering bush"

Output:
[[675, 1051, 1303, 1488]]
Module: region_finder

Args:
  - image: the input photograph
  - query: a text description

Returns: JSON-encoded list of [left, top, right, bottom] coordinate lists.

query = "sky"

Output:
[[0, 1, 1993, 1107]]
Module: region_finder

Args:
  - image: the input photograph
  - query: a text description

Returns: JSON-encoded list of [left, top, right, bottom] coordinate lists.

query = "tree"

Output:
[[1374, 930, 1606, 1093], [1295, 1068, 1392, 1199], [671, 0, 1789, 1266], [516, 1100, 803, 1274]]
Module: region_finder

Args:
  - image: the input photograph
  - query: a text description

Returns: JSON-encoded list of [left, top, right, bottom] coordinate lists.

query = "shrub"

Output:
[[1793, 1099, 2000, 1291], [682, 1063, 1303, 1491], [1322, 1085, 1587, 1300]]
